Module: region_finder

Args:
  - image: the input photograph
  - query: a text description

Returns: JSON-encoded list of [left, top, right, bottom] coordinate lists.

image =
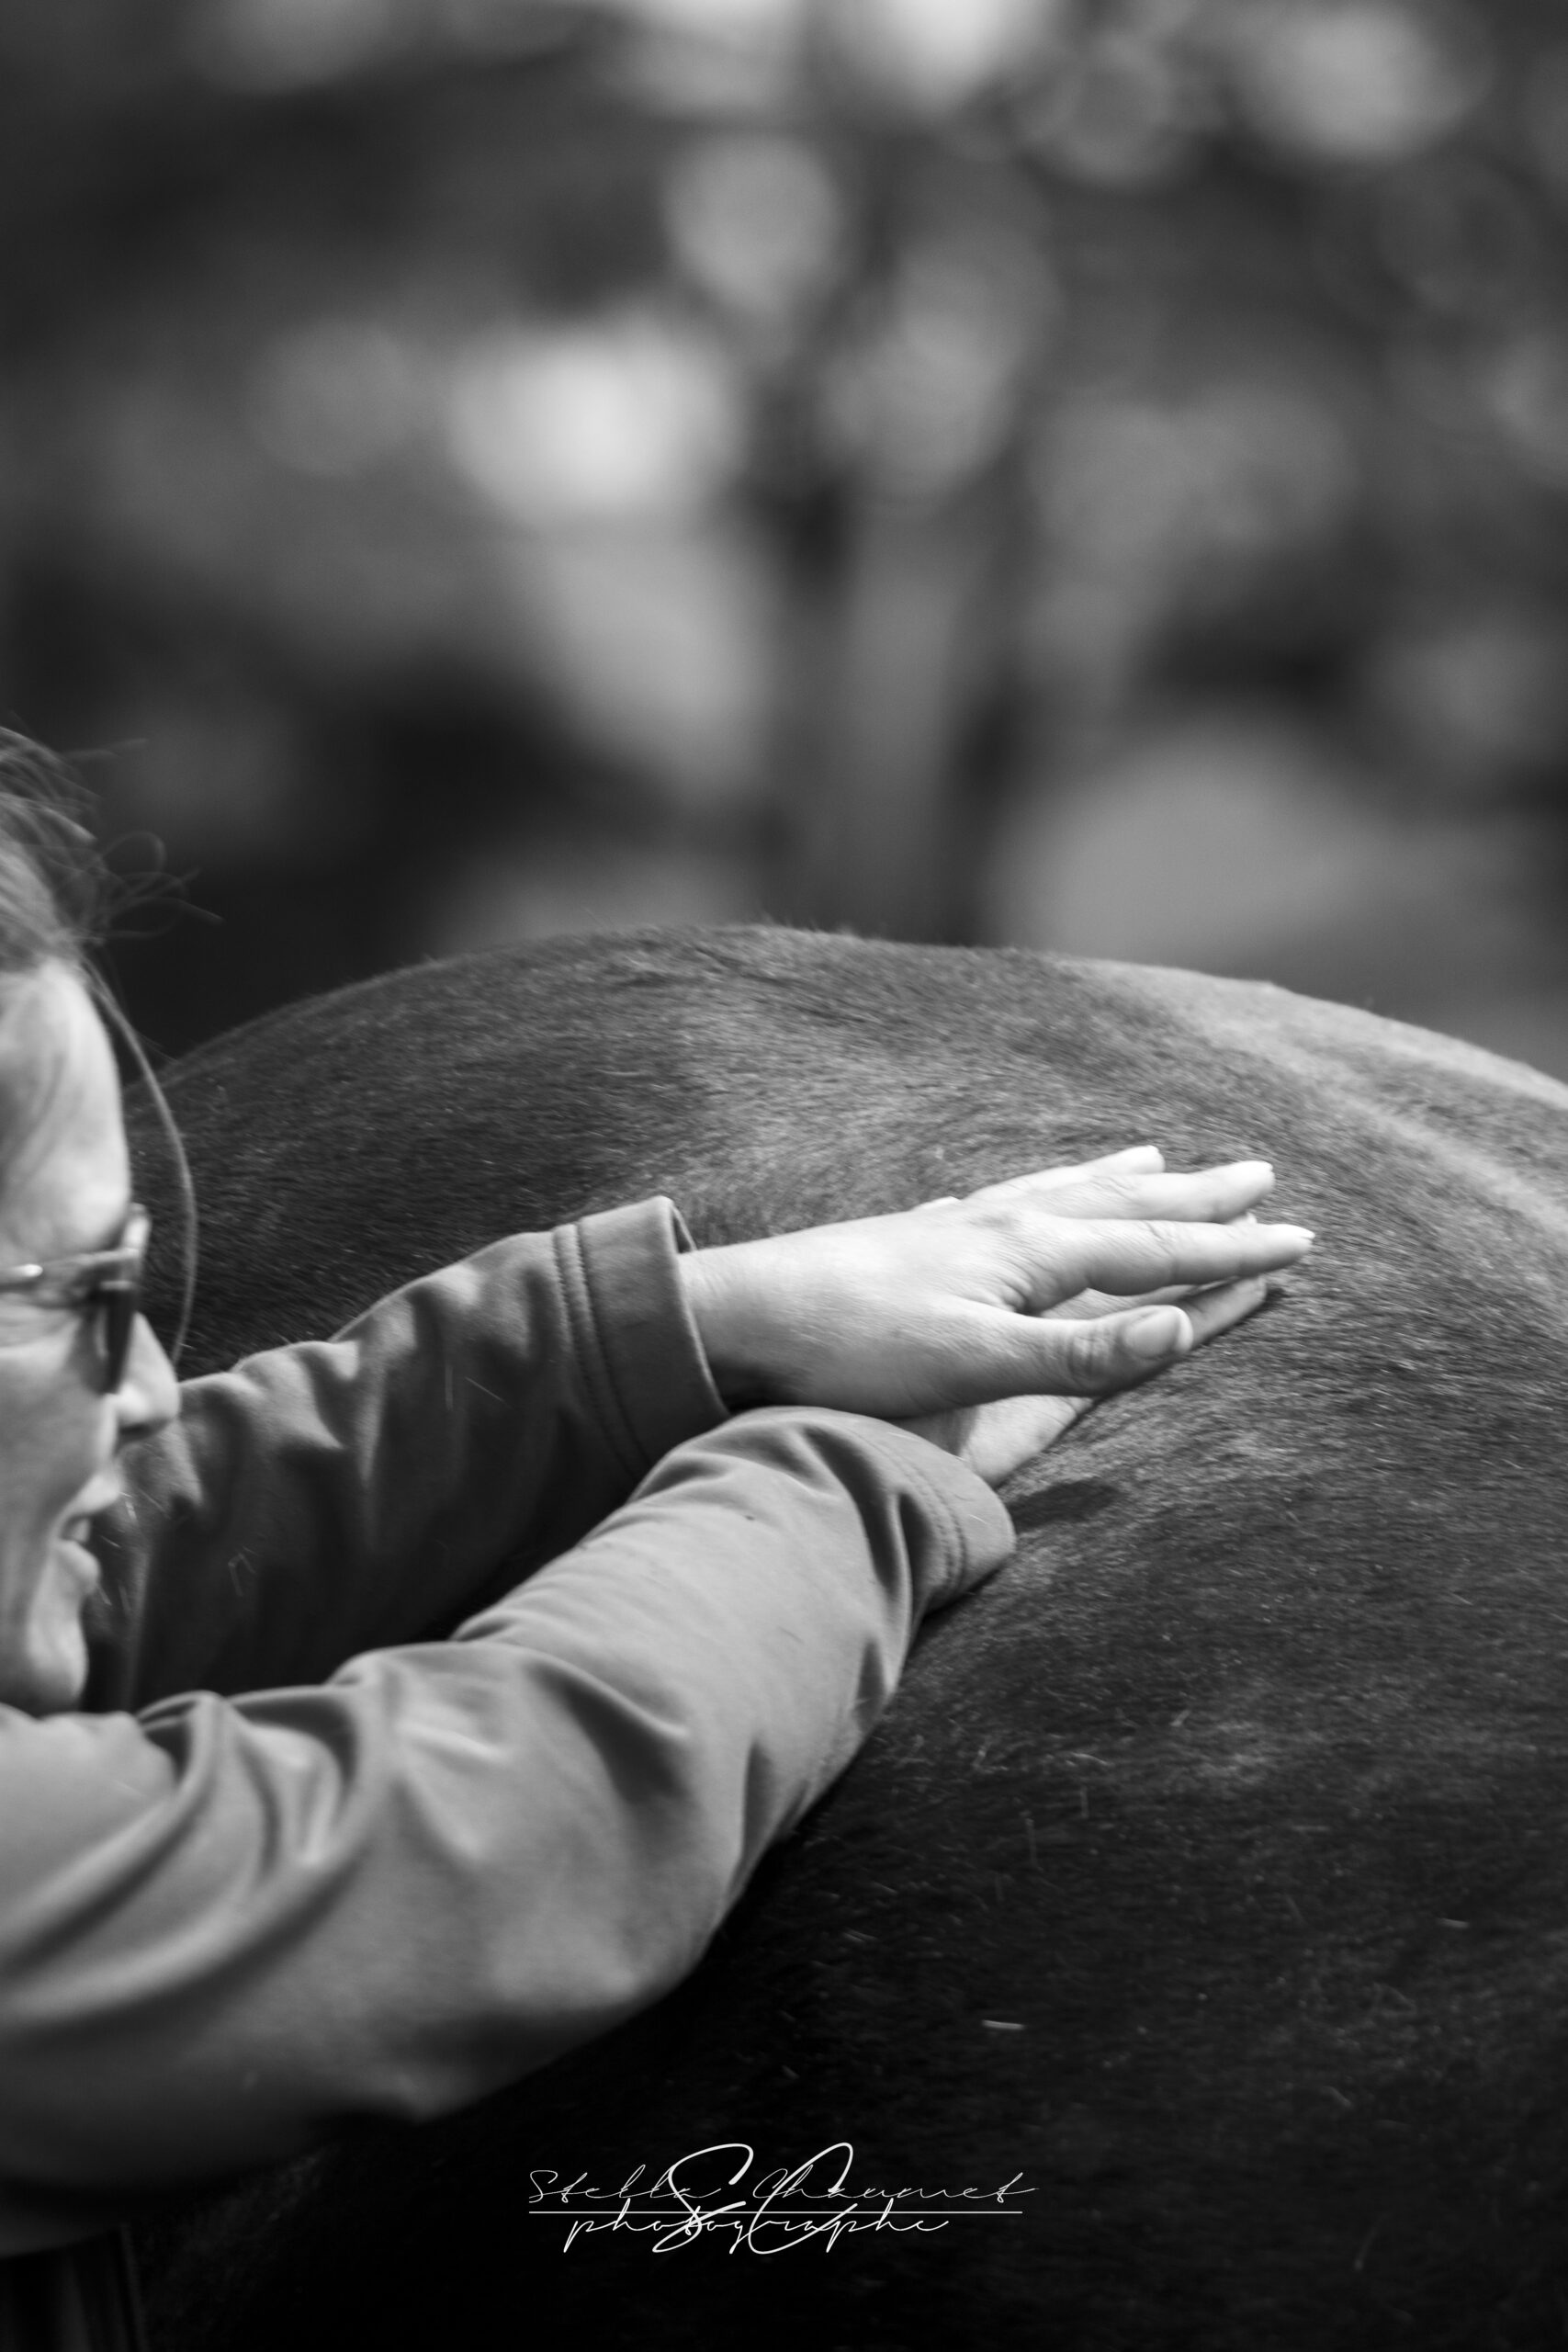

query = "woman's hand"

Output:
[[901, 1261, 1273, 1486], [680, 1146, 1312, 1480]]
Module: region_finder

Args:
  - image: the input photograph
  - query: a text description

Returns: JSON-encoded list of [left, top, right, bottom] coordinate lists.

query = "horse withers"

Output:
[[128, 926, 1568, 2352]]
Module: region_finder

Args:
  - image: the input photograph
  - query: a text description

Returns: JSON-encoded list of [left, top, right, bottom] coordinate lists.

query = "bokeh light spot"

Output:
[[829, 227, 1052, 499], [829, 0, 1062, 115], [445, 312, 744, 522], [664, 135, 845, 326], [504, 521, 775, 802], [1029, 28, 1210, 188], [1226, 0, 1489, 166]]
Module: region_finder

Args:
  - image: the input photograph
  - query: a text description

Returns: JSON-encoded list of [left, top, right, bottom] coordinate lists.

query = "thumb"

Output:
[[1023, 1303, 1195, 1394]]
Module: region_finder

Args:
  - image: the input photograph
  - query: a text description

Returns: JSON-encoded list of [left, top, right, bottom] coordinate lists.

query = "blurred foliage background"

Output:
[[5, 0, 1568, 1071]]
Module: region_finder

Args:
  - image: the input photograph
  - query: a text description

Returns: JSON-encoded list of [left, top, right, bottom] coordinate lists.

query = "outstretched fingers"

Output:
[[987, 1144, 1166, 1196], [974, 1158, 1278, 1227], [915, 1145, 1166, 1216], [1017, 1213, 1312, 1308]]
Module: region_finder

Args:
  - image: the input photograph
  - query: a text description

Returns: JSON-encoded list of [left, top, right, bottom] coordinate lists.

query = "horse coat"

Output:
[[128, 926, 1568, 2352]]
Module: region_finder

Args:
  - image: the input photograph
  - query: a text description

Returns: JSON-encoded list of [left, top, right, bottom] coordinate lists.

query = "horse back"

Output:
[[132, 928, 1568, 2352]]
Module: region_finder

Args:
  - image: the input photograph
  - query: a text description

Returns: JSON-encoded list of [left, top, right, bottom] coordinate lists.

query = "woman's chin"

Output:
[[0, 1590, 91, 1715]]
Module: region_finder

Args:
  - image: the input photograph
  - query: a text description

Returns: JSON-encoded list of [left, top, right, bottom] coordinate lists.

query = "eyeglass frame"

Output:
[[0, 1204, 151, 1395]]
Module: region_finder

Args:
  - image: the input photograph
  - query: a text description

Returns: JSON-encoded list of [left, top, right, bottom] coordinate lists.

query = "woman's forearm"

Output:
[[0, 1409, 1009, 2222]]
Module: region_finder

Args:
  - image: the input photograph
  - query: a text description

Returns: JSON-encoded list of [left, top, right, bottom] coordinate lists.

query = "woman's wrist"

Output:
[[679, 1249, 756, 1408], [679, 1245, 792, 1409]]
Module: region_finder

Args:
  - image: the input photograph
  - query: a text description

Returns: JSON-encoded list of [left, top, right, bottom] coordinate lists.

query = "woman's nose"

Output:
[[114, 1314, 180, 1441]]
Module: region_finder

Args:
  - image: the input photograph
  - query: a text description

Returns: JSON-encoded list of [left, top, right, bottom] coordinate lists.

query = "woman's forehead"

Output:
[[0, 963, 127, 1259]]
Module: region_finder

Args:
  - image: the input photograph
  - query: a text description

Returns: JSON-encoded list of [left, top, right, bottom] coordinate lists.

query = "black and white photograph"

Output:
[[1, 4, 1566, 2347]]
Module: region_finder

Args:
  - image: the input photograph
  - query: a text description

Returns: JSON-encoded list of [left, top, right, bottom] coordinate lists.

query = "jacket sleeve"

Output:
[[0, 1407, 1012, 2228], [87, 1197, 731, 1711]]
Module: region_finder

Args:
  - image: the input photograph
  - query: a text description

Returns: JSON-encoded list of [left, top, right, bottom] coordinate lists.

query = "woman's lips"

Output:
[[57, 1487, 120, 1570], [55, 1532, 101, 1594], [63, 1483, 121, 1536]]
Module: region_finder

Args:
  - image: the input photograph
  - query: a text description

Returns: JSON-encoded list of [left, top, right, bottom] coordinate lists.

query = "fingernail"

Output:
[[1126, 1307, 1190, 1360]]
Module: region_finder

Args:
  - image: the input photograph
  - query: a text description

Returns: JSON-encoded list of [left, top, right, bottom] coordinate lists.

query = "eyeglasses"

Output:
[[0, 1204, 151, 1395]]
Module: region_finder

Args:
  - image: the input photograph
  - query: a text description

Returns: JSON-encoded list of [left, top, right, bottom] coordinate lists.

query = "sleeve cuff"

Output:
[[845, 1417, 1017, 1606], [559, 1198, 729, 1479]]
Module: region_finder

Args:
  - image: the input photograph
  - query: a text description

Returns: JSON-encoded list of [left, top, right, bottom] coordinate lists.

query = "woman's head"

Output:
[[0, 739, 178, 1713], [0, 734, 109, 960]]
